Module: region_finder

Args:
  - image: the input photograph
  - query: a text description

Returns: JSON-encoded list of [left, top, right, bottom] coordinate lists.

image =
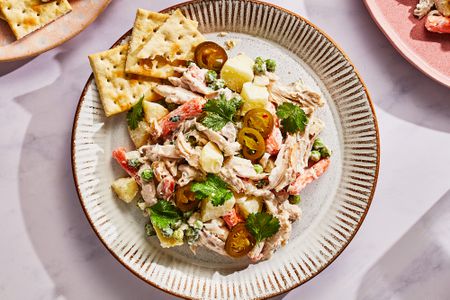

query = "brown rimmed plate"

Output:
[[72, 1, 380, 299]]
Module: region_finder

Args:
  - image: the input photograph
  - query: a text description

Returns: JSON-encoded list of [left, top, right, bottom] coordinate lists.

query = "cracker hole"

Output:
[[22, 10, 26, 13]]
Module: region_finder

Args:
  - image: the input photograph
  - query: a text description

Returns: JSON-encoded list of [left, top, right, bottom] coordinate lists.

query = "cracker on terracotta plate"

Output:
[[0, 0, 72, 39], [89, 44, 162, 117], [137, 9, 205, 62], [125, 8, 185, 79]]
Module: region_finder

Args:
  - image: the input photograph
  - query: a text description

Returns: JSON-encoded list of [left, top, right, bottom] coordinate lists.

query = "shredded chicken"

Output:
[[223, 156, 267, 180], [205, 87, 234, 100], [195, 122, 241, 156], [248, 241, 265, 262], [203, 218, 229, 241], [141, 182, 157, 206], [175, 131, 202, 168], [178, 164, 202, 186], [141, 144, 181, 161], [219, 167, 246, 193], [168, 64, 214, 95], [219, 122, 238, 143], [260, 210, 291, 260], [197, 230, 229, 257], [268, 80, 324, 115], [163, 159, 179, 177], [414, 0, 434, 18], [154, 84, 200, 104]]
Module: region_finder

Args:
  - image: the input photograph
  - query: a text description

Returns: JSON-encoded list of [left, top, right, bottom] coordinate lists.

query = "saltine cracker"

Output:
[[125, 9, 184, 79], [89, 44, 162, 117], [0, 0, 72, 39], [137, 9, 205, 62]]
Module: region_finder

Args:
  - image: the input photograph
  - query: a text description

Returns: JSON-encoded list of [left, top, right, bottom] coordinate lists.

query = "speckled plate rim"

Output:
[[71, 1, 380, 299], [363, 0, 450, 88], [0, 0, 111, 62]]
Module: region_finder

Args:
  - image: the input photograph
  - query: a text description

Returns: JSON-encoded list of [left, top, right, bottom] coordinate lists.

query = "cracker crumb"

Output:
[[225, 39, 239, 50], [218, 32, 228, 37]]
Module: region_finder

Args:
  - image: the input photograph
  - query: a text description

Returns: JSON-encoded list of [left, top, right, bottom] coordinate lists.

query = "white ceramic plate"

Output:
[[72, 1, 380, 299]]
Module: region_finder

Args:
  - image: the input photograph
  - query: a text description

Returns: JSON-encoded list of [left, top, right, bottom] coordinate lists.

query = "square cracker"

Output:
[[89, 44, 162, 117], [0, 0, 72, 39], [137, 9, 205, 62], [125, 8, 184, 79]]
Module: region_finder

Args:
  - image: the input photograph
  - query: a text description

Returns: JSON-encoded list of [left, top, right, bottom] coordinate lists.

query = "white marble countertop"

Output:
[[1, 0, 449, 299]]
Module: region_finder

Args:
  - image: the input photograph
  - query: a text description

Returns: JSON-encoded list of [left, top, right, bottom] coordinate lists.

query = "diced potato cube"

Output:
[[111, 177, 138, 203], [240, 82, 269, 115], [143, 101, 169, 123], [128, 120, 150, 148], [201, 195, 236, 222], [220, 54, 254, 92], [199, 142, 223, 174], [236, 195, 263, 218], [154, 227, 184, 248]]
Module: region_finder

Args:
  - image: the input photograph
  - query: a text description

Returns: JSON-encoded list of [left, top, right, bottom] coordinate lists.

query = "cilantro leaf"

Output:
[[245, 212, 280, 242], [191, 174, 233, 206], [148, 200, 182, 229], [202, 113, 228, 131], [276, 102, 308, 133], [201, 94, 242, 131], [127, 96, 145, 130]]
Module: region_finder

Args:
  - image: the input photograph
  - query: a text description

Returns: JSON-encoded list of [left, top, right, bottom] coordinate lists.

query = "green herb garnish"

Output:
[[127, 96, 145, 130], [245, 212, 280, 243], [191, 174, 233, 206], [147, 200, 182, 229], [276, 102, 308, 133], [201, 93, 242, 131]]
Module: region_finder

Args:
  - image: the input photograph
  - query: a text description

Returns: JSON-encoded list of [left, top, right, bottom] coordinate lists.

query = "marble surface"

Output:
[[0, 0, 449, 299]]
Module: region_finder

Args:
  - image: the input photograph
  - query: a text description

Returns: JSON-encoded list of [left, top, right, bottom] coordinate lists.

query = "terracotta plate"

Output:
[[72, 1, 380, 299], [0, 0, 111, 62], [364, 0, 450, 88]]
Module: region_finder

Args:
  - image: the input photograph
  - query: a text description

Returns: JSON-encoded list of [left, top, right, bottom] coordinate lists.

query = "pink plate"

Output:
[[0, 0, 111, 62], [364, 0, 450, 88]]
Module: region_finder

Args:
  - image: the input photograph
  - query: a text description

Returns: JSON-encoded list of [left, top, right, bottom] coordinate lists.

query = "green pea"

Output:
[[265, 59, 276, 72], [161, 227, 173, 237], [209, 79, 225, 90], [313, 138, 325, 150], [141, 169, 154, 182], [205, 70, 217, 84], [145, 223, 156, 236], [253, 56, 267, 74], [321, 147, 331, 158], [253, 164, 264, 174], [289, 195, 301, 205], [310, 150, 321, 163], [127, 158, 142, 169]]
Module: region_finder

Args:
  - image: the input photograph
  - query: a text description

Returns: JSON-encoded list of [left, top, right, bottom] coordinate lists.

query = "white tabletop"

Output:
[[1, 1, 449, 299]]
